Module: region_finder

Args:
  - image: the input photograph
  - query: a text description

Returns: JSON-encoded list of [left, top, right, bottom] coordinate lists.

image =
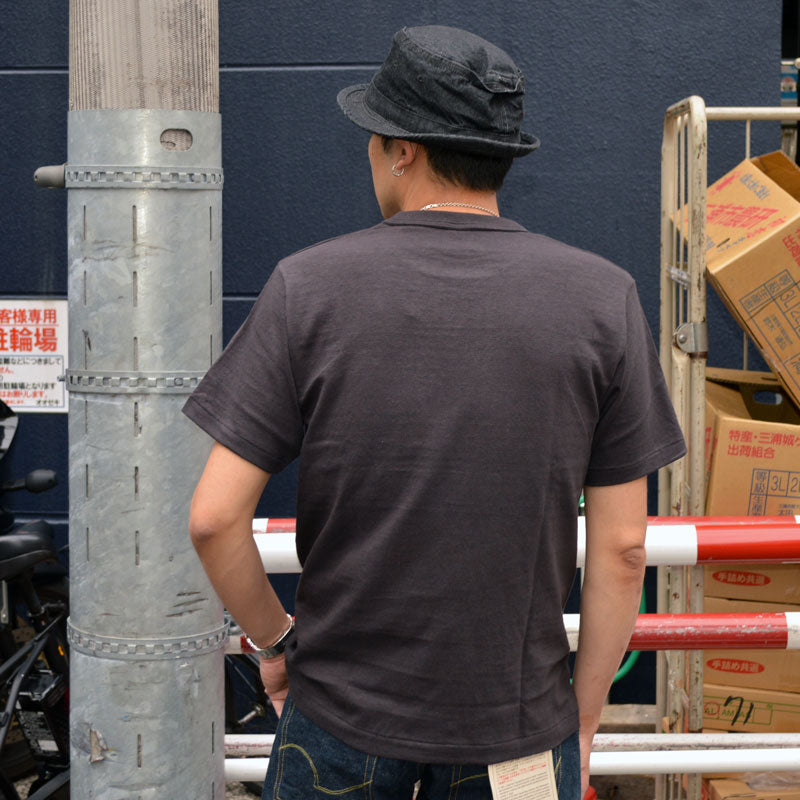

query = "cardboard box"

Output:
[[705, 778, 800, 800], [702, 598, 800, 693], [703, 683, 800, 732], [704, 647, 800, 693], [703, 373, 800, 604], [704, 151, 800, 409], [704, 596, 800, 614], [704, 369, 800, 517], [703, 597, 800, 612], [705, 564, 800, 604]]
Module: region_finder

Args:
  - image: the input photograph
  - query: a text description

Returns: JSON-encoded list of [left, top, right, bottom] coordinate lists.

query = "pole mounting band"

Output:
[[67, 620, 229, 661], [65, 370, 205, 394], [65, 165, 223, 189]]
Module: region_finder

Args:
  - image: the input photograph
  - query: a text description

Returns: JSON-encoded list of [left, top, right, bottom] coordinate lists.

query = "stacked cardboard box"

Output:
[[700, 153, 800, 754], [703, 597, 800, 694], [702, 453, 800, 733], [703, 150, 800, 408], [704, 777, 800, 800], [704, 369, 800, 518], [703, 368, 800, 732]]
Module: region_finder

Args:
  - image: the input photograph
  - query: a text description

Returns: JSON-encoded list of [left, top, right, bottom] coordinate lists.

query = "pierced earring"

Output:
[[391, 164, 405, 177]]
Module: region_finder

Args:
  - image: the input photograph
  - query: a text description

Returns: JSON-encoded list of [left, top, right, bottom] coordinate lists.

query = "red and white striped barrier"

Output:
[[252, 518, 296, 533], [563, 612, 800, 651], [644, 515, 800, 563], [252, 518, 300, 573], [226, 613, 800, 655], [252, 516, 800, 572]]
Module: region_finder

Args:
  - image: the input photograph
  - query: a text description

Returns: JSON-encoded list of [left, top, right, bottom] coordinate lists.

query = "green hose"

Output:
[[611, 588, 647, 683]]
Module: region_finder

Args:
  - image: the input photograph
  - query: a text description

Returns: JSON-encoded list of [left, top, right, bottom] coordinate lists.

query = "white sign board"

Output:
[[0, 299, 68, 413]]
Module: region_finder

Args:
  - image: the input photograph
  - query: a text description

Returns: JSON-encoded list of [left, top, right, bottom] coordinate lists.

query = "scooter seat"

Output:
[[0, 524, 57, 581]]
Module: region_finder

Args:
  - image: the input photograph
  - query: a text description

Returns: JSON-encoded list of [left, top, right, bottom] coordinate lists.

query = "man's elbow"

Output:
[[617, 543, 647, 578], [188, 499, 232, 551], [188, 510, 218, 551]]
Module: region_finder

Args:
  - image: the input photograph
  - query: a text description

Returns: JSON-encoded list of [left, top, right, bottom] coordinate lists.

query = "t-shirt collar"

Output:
[[382, 210, 526, 232]]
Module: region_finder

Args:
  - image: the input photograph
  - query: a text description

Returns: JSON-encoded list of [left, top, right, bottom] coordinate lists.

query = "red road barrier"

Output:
[[628, 612, 800, 650]]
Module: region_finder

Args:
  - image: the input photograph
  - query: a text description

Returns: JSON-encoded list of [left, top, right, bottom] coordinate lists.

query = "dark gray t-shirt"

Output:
[[183, 211, 686, 764]]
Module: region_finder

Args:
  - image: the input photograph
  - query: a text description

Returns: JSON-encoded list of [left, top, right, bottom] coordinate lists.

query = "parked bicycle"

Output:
[[0, 400, 69, 799], [0, 399, 283, 797]]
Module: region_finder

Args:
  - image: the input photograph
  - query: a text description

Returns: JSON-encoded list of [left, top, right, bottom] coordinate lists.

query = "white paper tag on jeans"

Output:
[[487, 749, 558, 799]]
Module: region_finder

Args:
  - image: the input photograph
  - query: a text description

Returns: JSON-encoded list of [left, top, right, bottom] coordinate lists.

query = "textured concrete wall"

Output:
[[0, 1, 782, 700]]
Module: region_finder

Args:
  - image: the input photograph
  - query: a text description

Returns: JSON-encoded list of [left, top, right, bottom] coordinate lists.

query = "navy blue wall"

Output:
[[0, 2, 782, 701]]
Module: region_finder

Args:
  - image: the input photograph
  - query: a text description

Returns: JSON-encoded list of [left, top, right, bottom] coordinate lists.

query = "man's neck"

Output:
[[399, 184, 499, 217]]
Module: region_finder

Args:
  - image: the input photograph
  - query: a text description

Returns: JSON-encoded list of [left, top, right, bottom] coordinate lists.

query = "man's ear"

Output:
[[394, 139, 422, 170]]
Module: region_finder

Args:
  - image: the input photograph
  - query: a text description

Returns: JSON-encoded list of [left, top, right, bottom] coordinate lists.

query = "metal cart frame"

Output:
[[658, 97, 800, 800]]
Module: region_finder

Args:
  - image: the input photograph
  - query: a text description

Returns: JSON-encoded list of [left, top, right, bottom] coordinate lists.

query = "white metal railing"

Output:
[[252, 516, 800, 573], [224, 732, 800, 757], [223, 732, 800, 781], [224, 746, 800, 784], [228, 510, 800, 789]]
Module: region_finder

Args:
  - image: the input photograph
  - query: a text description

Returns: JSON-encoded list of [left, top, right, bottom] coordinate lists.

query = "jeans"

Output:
[[263, 697, 581, 799]]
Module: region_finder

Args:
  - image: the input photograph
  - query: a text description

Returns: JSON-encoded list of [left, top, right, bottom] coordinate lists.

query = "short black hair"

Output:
[[381, 136, 513, 192]]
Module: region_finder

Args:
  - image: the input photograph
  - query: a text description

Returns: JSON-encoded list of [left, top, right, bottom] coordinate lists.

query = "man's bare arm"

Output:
[[571, 476, 648, 798], [189, 443, 292, 714]]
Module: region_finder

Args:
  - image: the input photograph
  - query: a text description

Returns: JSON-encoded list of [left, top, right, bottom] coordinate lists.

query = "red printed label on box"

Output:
[[707, 658, 765, 675], [712, 570, 771, 587]]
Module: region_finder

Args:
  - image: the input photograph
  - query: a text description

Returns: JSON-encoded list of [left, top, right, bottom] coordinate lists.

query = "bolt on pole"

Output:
[[63, 1, 223, 796]]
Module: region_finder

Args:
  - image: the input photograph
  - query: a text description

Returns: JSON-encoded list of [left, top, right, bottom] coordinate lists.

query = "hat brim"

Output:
[[337, 84, 540, 158]]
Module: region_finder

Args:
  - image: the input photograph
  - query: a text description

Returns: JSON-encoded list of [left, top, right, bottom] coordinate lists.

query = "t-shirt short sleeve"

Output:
[[584, 283, 686, 486], [182, 268, 303, 474]]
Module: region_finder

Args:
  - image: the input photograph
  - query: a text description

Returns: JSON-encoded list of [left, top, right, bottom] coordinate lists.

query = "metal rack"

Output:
[[657, 97, 800, 800]]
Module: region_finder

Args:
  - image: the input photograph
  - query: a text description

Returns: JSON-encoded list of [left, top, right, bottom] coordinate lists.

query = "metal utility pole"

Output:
[[39, 1, 224, 796]]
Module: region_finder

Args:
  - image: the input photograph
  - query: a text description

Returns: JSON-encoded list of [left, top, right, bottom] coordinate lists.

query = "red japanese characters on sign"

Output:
[[0, 307, 58, 353], [0, 300, 68, 413]]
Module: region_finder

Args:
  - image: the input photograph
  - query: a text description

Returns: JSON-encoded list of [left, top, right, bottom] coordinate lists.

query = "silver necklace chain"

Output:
[[420, 202, 499, 217]]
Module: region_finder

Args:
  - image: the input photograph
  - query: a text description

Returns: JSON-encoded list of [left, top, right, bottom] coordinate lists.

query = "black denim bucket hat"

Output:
[[337, 26, 540, 158]]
